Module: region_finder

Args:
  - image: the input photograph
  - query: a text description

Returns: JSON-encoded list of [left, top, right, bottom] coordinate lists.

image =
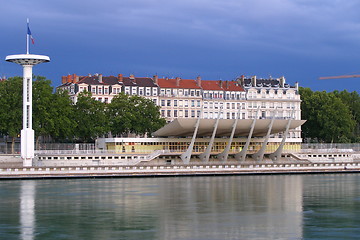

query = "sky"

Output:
[[1, 0, 360, 92]]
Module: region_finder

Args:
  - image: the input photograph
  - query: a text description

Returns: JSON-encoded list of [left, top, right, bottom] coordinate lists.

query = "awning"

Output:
[[153, 118, 306, 137]]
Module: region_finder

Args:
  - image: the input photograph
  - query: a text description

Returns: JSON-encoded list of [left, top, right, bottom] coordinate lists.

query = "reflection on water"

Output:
[[0, 174, 358, 239], [20, 181, 35, 240], [0, 176, 304, 240]]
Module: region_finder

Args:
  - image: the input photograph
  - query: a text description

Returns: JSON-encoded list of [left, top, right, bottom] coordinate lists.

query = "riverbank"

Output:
[[0, 162, 359, 179]]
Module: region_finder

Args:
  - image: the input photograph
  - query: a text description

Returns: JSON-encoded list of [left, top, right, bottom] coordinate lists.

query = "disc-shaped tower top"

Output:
[[5, 54, 50, 66]]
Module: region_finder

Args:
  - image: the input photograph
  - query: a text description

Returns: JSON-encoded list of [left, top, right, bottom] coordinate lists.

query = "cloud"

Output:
[[2, 0, 360, 91]]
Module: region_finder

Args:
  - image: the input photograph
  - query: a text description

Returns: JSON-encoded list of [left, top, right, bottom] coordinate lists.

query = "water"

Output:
[[0, 174, 360, 240]]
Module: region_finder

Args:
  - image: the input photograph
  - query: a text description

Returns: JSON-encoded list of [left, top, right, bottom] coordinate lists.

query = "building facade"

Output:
[[57, 73, 302, 141]]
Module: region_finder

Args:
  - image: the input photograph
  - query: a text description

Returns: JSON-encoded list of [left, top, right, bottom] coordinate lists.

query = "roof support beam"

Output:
[[235, 107, 260, 162], [270, 109, 295, 161], [252, 108, 277, 161], [199, 107, 223, 162], [218, 107, 241, 162], [180, 109, 202, 164]]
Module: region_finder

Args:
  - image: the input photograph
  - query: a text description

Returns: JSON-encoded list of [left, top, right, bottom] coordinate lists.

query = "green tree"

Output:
[[73, 91, 109, 142], [300, 87, 355, 143], [49, 89, 76, 142], [333, 90, 360, 142], [107, 93, 166, 137], [107, 93, 134, 136], [0, 77, 22, 153], [129, 95, 166, 136], [33, 76, 56, 147]]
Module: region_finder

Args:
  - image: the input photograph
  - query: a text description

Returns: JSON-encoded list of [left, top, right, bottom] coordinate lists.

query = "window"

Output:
[[161, 110, 165, 117], [125, 87, 130, 95], [185, 100, 188, 107], [191, 100, 195, 107], [197, 100, 201, 107], [204, 101, 208, 109], [190, 90, 195, 96], [191, 110, 195, 117], [197, 110, 201, 117], [167, 100, 171, 106], [98, 88, 103, 95], [166, 89, 171, 96], [104, 88, 108, 94], [167, 110, 171, 117], [161, 100, 165, 106], [174, 100, 178, 107], [174, 110, 178, 117], [185, 110, 189, 117], [153, 88, 158, 96], [132, 87, 137, 95], [104, 98, 108, 103]]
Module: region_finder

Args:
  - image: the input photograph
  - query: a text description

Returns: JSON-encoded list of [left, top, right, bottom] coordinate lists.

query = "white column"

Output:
[[21, 65, 35, 166]]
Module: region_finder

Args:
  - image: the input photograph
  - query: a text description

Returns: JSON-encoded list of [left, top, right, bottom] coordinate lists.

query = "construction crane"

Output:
[[319, 74, 360, 80]]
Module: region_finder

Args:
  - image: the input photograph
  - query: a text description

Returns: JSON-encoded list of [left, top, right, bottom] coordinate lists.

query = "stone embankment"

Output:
[[0, 161, 359, 179]]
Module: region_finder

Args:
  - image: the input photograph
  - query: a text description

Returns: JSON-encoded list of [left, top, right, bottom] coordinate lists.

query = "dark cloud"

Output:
[[1, 0, 360, 91]]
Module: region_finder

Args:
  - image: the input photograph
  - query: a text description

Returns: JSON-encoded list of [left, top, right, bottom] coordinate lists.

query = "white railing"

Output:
[[300, 148, 354, 153]]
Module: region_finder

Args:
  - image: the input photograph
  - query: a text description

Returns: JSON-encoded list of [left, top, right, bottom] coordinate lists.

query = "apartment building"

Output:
[[58, 73, 301, 139]]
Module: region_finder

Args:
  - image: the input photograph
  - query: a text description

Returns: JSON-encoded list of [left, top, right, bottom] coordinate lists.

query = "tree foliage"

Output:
[[0, 77, 22, 152], [73, 91, 109, 142], [0, 76, 166, 147], [300, 87, 357, 143], [107, 93, 166, 137]]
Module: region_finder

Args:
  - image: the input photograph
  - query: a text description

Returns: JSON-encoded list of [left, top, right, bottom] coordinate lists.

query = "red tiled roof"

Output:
[[223, 81, 244, 91], [157, 78, 201, 89], [200, 80, 223, 90]]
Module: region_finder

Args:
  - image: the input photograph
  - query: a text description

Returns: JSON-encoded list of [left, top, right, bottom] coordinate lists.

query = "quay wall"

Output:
[[0, 162, 360, 179]]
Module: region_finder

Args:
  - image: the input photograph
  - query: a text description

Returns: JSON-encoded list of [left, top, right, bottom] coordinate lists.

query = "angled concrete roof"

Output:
[[153, 118, 306, 137]]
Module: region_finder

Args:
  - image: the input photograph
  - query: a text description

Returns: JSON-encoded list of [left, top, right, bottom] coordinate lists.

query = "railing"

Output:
[[301, 143, 360, 152]]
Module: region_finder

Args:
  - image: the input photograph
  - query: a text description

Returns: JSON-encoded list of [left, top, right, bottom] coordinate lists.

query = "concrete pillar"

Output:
[[180, 111, 202, 164], [199, 107, 223, 162], [218, 107, 241, 162], [235, 107, 260, 161], [252, 108, 278, 161], [270, 109, 295, 161]]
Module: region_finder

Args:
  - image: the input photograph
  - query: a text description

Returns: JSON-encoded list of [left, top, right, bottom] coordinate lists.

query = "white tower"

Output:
[[5, 20, 50, 167]]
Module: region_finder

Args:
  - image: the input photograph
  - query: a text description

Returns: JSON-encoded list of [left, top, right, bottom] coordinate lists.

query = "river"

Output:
[[0, 174, 359, 239]]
